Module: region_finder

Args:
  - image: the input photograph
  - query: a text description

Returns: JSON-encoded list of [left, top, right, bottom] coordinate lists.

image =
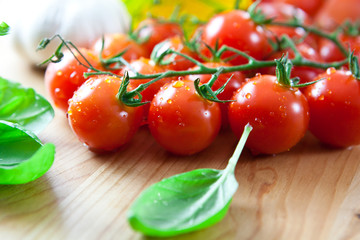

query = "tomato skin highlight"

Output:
[[257, 2, 317, 48], [148, 79, 222, 155], [68, 75, 144, 152], [228, 74, 309, 155], [304, 69, 360, 148], [135, 18, 183, 57], [200, 10, 272, 65], [44, 48, 101, 112]]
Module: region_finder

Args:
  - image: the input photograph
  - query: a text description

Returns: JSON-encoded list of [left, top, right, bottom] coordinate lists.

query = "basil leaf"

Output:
[[0, 77, 54, 134], [0, 121, 55, 185], [0, 22, 9, 36], [128, 124, 252, 237]]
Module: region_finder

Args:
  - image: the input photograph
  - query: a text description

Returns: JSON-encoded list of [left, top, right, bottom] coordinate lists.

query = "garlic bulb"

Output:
[[12, 0, 130, 66]]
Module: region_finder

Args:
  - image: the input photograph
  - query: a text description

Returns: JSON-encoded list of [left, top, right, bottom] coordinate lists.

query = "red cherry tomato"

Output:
[[92, 33, 147, 62], [68, 75, 144, 151], [153, 35, 200, 71], [200, 10, 272, 65], [276, 0, 325, 16], [134, 18, 183, 57], [228, 74, 309, 155], [261, 43, 323, 86], [257, 2, 317, 48], [186, 62, 246, 127], [304, 68, 360, 147], [148, 79, 222, 155], [319, 34, 360, 63], [44, 48, 101, 112], [315, 0, 360, 30]]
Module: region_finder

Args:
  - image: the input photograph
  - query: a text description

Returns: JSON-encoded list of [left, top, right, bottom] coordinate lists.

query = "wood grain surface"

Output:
[[1, 10, 360, 240]]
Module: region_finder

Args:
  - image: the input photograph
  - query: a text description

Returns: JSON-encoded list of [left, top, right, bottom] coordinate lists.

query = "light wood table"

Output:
[[0, 14, 360, 240]]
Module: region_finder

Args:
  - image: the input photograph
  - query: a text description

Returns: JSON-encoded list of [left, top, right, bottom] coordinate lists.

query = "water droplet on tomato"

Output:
[[318, 95, 325, 101], [56, 71, 63, 76], [120, 111, 128, 118], [245, 93, 252, 99], [279, 105, 287, 111], [172, 80, 184, 88], [326, 67, 336, 74], [255, 73, 261, 77], [185, 86, 190, 91], [167, 99, 173, 104], [269, 112, 275, 117]]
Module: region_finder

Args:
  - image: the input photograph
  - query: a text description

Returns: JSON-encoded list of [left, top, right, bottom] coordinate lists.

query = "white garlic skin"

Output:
[[12, 0, 131, 66]]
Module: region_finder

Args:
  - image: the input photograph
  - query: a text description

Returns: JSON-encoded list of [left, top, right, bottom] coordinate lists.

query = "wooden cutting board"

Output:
[[0, 24, 360, 240]]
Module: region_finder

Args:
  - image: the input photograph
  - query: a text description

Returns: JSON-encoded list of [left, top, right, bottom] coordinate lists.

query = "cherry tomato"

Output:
[[276, 0, 325, 16], [134, 18, 183, 56], [200, 10, 272, 65], [228, 74, 309, 155], [315, 0, 360, 30], [68, 75, 144, 151], [148, 79, 221, 155], [186, 62, 246, 127], [153, 35, 200, 71], [261, 43, 323, 86], [92, 33, 147, 62], [319, 34, 360, 63], [257, 2, 317, 48], [44, 48, 101, 112], [304, 68, 360, 147]]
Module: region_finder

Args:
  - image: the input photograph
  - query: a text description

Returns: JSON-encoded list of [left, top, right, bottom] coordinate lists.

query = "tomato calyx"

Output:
[[193, 67, 235, 103], [248, 0, 275, 26], [275, 56, 322, 88], [339, 21, 360, 37], [349, 52, 360, 79]]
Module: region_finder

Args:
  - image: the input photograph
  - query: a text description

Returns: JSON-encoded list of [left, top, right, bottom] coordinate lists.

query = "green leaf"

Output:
[[128, 124, 252, 237], [0, 121, 55, 185], [0, 77, 54, 134], [0, 22, 9, 36]]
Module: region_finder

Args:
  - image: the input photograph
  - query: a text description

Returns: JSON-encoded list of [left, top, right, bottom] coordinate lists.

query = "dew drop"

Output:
[[167, 99, 173, 104], [326, 67, 336, 74], [56, 71, 63, 76], [279, 105, 287, 111], [185, 86, 190, 91], [172, 80, 184, 88], [255, 73, 261, 77], [318, 95, 325, 101], [245, 93, 252, 99]]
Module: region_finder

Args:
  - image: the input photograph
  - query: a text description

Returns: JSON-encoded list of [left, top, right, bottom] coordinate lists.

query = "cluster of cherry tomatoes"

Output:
[[44, 0, 360, 156]]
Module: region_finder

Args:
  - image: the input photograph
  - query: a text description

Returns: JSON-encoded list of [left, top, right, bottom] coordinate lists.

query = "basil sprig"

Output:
[[128, 124, 252, 237], [0, 77, 55, 184]]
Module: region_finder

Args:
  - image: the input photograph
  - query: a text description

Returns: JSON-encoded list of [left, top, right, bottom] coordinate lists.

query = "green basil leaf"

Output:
[[0, 77, 54, 134], [0, 121, 55, 185], [0, 22, 9, 36], [128, 124, 252, 237], [128, 168, 237, 237]]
